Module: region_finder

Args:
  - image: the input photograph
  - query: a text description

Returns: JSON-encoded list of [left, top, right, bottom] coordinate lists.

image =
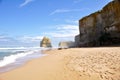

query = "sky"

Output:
[[0, 0, 112, 47]]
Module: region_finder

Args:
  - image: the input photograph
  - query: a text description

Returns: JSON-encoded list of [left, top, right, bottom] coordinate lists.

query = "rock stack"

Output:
[[40, 37, 52, 48]]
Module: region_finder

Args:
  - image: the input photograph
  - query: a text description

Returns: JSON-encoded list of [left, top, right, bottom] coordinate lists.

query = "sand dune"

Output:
[[0, 47, 120, 80]]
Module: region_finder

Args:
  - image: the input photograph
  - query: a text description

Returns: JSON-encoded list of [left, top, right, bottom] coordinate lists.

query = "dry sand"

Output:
[[0, 47, 120, 80]]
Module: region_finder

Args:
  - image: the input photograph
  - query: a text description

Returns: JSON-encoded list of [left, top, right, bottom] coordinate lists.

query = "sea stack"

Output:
[[40, 36, 52, 48], [75, 0, 120, 47]]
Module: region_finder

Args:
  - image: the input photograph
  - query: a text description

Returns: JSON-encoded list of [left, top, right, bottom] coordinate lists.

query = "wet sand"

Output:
[[0, 47, 120, 80]]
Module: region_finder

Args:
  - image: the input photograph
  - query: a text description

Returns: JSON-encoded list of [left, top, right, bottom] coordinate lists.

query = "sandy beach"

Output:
[[0, 47, 120, 80]]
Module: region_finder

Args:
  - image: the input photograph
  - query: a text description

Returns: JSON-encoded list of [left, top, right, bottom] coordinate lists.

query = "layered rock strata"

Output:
[[75, 0, 120, 47]]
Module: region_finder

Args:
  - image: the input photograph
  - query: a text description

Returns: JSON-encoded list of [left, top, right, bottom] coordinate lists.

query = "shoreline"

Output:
[[0, 47, 120, 80], [0, 48, 80, 80], [0, 50, 45, 74]]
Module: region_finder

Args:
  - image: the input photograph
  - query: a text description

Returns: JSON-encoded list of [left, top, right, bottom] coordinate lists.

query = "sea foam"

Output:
[[0, 48, 42, 67]]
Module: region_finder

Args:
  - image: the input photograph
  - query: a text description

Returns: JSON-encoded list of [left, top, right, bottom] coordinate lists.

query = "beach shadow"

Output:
[[77, 45, 120, 49], [75, 44, 120, 48]]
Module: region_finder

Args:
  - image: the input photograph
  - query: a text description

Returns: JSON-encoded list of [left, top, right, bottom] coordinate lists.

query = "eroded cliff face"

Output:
[[76, 0, 120, 47]]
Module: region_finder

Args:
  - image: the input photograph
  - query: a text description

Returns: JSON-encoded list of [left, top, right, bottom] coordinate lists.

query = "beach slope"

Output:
[[0, 47, 120, 80]]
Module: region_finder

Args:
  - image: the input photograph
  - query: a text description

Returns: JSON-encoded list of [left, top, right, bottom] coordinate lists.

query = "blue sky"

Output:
[[0, 0, 112, 47]]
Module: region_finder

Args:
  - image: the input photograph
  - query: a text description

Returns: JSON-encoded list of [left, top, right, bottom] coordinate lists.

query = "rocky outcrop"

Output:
[[75, 35, 80, 47], [40, 37, 52, 48], [59, 41, 75, 48], [75, 0, 120, 47]]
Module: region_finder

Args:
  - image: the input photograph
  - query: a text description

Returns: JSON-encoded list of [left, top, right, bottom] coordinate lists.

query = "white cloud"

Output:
[[108, 0, 113, 1], [50, 9, 71, 15], [57, 25, 78, 30], [65, 19, 78, 24], [0, 35, 6, 39], [44, 25, 79, 38], [0, 35, 43, 42], [20, 0, 34, 7], [50, 8, 88, 15], [73, 0, 82, 3], [0, 34, 44, 47], [0, 35, 12, 41], [19, 36, 43, 43], [0, 25, 79, 46]]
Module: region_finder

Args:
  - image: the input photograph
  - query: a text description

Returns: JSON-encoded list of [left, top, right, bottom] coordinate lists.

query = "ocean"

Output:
[[0, 47, 47, 73]]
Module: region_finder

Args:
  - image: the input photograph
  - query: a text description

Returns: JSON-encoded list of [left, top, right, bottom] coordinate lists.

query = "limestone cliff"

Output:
[[40, 37, 52, 48], [75, 0, 120, 47]]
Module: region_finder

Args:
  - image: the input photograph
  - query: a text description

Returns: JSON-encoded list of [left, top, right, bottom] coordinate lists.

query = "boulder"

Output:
[[59, 41, 75, 48]]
